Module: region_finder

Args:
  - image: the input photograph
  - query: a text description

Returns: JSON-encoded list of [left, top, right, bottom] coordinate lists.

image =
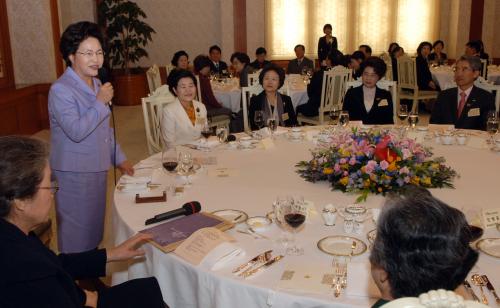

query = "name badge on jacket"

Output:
[[468, 108, 480, 117], [378, 99, 389, 107], [282, 113, 289, 121]]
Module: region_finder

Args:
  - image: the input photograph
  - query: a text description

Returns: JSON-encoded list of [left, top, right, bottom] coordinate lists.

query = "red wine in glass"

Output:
[[163, 161, 178, 172], [285, 213, 306, 229]]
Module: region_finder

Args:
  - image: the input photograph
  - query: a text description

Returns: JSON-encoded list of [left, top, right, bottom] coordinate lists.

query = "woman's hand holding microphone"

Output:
[[97, 82, 114, 105]]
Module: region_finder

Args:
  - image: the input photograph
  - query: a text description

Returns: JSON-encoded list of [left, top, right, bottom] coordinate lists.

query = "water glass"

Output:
[[339, 111, 349, 128], [408, 111, 419, 129], [267, 118, 278, 138], [254, 110, 265, 130], [486, 110, 499, 144], [343, 216, 354, 233]]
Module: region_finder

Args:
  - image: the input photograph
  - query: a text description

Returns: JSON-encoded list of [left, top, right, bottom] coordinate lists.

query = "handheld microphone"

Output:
[[98, 67, 113, 107], [145, 201, 201, 225]]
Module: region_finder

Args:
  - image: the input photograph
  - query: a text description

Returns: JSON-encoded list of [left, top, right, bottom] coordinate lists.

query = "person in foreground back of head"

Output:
[[0, 136, 165, 308], [369, 186, 479, 307]]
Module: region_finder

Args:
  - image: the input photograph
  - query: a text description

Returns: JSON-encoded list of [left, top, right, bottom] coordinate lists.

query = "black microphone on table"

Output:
[[145, 201, 202, 225]]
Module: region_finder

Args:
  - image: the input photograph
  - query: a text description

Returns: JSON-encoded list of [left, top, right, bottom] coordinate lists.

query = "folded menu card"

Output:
[[140, 213, 234, 253], [175, 227, 245, 270], [277, 263, 335, 295]]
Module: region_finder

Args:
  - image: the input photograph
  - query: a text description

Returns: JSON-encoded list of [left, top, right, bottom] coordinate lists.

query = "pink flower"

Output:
[[365, 160, 378, 174], [399, 166, 410, 174], [334, 164, 341, 172], [404, 176, 411, 183], [340, 158, 347, 164], [401, 149, 412, 160], [380, 160, 389, 170], [343, 171, 348, 177]]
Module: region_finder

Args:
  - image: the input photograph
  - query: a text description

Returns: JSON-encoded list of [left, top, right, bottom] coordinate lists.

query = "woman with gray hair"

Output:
[[369, 186, 479, 307], [0, 136, 165, 308]]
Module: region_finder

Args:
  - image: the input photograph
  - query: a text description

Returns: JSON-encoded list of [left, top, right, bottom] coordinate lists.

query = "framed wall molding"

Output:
[[0, 0, 14, 88]]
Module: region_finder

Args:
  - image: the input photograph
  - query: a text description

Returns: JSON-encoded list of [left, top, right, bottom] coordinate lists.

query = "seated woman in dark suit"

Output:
[[390, 46, 404, 82], [428, 40, 447, 66], [230, 52, 252, 87], [416, 41, 438, 90], [343, 57, 394, 124], [249, 65, 297, 130], [171, 50, 190, 71], [296, 52, 337, 117], [0, 136, 165, 308], [348, 51, 365, 79]]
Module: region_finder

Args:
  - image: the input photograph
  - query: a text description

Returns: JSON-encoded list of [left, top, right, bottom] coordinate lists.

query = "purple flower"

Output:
[[340, 158, 347, 164], [349, 157, 357, 165]]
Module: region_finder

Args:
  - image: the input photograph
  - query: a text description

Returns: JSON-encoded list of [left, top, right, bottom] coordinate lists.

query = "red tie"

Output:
[[457, 92, 466, 118]]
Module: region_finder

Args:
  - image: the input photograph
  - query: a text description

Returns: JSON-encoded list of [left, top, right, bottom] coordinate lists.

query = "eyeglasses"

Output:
[[76, 50, 105, 58], [38, 181, 59, 194]]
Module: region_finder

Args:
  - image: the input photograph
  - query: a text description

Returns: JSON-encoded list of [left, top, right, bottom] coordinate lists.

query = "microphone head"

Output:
[[227, 134, 236, 142], [182, 201, 201, 215]]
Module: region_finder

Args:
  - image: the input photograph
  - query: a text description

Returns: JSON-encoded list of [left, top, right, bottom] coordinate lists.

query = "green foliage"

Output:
[[98, 0, 155, 73]]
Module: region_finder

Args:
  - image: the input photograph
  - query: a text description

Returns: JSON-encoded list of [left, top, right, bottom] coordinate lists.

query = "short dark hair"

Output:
[[390, 46, 404, 58], [457, 55, 482, 72], [230, 52, 250, 65], [466, 40, 481, 54], [259, 64, 285, 89], [328, 49, 345, 67], [323, 23, 332, 31], [360, 56, 387, 78], [167, 69, 197, 96], [209, 45, 222, 54], [359, 44, 372, 54], [388, 42, 399, 53], [255, 47, 267, 56], [0, 136, 49, 218], [433, 40, 444, 49], [370, 186, 478, 299], [193, 55, 211, 73], [351, 51, 365, 62], [417, 41, 432, 56], [294, 44, 305, 52], [60, 21, 104, 67], [171, 50, 189, 67]]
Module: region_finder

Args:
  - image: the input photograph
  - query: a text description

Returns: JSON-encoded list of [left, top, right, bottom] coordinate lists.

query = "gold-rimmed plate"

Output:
[[476, 238, 500, 258], [317, 236, 367, 256], [212, 209, 248, 224]]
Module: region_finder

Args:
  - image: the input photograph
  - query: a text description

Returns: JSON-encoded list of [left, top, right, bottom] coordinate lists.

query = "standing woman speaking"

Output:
[[49, 21, 134, 253]]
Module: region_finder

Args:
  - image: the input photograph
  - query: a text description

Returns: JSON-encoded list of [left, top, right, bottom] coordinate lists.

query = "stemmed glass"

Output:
[[178, 152, 194, 186], [408, 111, 419, 129], [282, 199, 307, 256], [216, 127, 228, 143], [486, 110, 499, 145], [339, 111, 349, 129], [161, 146, 178, 174], [398, 105, 409, 127], [254, 110, 265, 131], [267, 118, 277, 138], [200, 123, 212, 151]]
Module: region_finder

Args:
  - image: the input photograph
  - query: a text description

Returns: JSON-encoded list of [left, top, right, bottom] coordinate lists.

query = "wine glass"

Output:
[[329, 106, 341, 127], [267, 118, 278, 138], [254, 110, 265, 130], [283, 200, 307, 256], [339, 111, 349, 128], [408, 111, 419, 129], [486, 110, 499, 145], [398, 104, 409, 127], [200, 123, 212, 151], [179, 152, 194, 186], [216, 127, 228, 143], [161, 146, 178, 174]]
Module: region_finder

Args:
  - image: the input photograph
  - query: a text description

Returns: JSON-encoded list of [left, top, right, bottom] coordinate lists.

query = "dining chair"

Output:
[[146, 64, 162, 94], [297, 69, 350, 126], [194, 75, 231, 131], [141, 95, 176, 155], [344, 79, 399, 124], [165, 64, 175, 77], [397, 56, 438, 114], [382, 289, 488, 308], [480, 59, 488, 78], [241, 84, 264, 132], [474, 80, 500, 112], [248, 72, 260, 86]]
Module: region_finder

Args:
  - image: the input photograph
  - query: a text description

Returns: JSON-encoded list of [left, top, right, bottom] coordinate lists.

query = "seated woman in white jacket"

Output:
[[162, 69, 207, 148]]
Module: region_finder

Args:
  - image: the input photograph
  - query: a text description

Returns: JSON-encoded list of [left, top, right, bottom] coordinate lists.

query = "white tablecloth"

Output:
[[111, 127, 500, 308], [212, 79, 242, 113], [431, 67, 455, 90]]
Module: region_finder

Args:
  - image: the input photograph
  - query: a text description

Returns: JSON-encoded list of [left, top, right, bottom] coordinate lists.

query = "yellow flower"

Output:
[[411, 176, 420, 185], [370, 174, 378, 182], [364, 179, 371, 187], [361, 166, 367, 173], [339, 176, 349, 186], [396, 157, 402, 162], [387, 162, 397, 172], [421, 177, 432, 185], [377, 187, 383, 192], [431, 163, 439, 170], [323, 168, 334, 175]]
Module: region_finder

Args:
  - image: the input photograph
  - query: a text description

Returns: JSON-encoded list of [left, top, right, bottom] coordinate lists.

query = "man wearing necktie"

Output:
[[208, 45, 228, 75], [430, 55, 495, 130], [287, 44, 314, 74]]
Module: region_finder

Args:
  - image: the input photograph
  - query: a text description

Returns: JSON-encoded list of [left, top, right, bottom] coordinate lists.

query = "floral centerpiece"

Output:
[[296, 129, 458, 202]]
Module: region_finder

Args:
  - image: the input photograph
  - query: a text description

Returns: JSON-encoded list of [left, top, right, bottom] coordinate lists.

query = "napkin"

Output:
[[346, 262, 381, 298], [200, 242, 245, 271], [188, 137, 220, 149]]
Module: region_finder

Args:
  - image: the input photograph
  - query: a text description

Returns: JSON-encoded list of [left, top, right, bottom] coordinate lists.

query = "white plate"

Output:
[[246, 216, 271, 231], [211, 209, 248, 224], [417, 126, 429, 131], [317, 236, 367, 256], [476, 238, 500, 258], [338, 205, 373, 221]]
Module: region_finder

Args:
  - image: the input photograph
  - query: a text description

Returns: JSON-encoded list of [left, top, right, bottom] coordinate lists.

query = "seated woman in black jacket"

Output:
[[249, 65, 297, 130], [428, 40, 447, 66], [0, 136, 165, 308], [342, 57, 394, 125], [416, 41, 438, 90]]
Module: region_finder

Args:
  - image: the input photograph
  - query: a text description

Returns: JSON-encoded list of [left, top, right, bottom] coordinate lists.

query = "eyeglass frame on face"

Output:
[[75, 50, 105, 58], [38, 181, 59, 194], [453, 66, 474, 73]]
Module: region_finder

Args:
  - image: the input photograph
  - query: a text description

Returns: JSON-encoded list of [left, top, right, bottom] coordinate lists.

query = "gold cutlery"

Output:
[[232, 214, 243, 223], [482, 275, 500, 304], [471, 275, 488, 304], [248, 227, 270, 240], [232, 250, 272, 274], [464, 280, 480, 302], [241, 255, 284, 278], [350, 241, 357, 256], [236, 230, 259, 239]]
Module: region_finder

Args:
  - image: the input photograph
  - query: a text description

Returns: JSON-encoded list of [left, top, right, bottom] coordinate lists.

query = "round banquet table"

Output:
[[111, 127, 500, 308]]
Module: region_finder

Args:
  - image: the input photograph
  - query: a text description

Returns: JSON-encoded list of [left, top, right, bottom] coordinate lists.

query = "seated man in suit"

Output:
[[343, 57, 394, 125], [250, 47, 271, 70], [464, 40, 484, 59], [287, 44, 314, 74], [208, 45, 228, 75], [430, 55, 495, 130]]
